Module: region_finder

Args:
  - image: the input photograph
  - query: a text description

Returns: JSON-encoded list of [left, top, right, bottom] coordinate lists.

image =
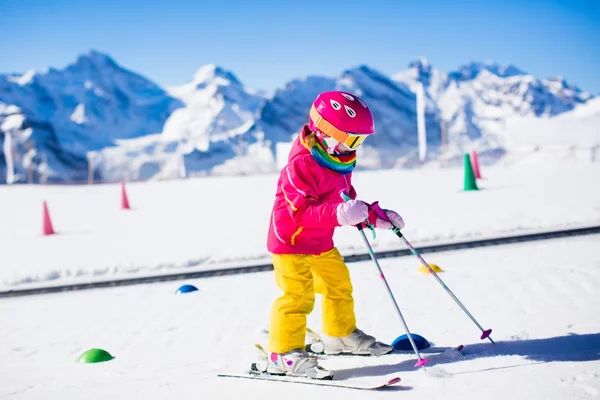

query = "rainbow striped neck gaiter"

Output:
[[300, 131, 357, 175]]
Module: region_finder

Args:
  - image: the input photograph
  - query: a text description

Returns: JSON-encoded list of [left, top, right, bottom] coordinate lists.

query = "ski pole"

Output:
[[364, 201, 494, 343], [340, 192, 428, 367], [391, 225, 494, 344]]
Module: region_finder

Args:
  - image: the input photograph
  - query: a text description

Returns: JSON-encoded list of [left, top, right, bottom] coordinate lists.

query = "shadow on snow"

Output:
[[333, 332, 600, 380]]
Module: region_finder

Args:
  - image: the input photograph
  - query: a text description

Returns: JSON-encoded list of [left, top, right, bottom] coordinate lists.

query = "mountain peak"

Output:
[[342, 64, 391, 82], [403, 57, 436, 86], [191, 64, 241, 87], [547, 75, 567, 84], [408, 57, 432, 73], [73, 50, 119, 70], [450, 61, 526, 81]]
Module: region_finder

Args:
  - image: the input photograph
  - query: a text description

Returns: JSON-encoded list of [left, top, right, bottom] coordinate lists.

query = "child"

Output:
[[261, 91, 406, 379]]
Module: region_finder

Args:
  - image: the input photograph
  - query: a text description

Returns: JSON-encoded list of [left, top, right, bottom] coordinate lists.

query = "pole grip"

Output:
[[339, 190, 352, 202]]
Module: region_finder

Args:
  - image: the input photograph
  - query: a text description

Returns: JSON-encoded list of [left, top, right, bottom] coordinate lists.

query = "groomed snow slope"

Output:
[[1, 234, 599, 399]]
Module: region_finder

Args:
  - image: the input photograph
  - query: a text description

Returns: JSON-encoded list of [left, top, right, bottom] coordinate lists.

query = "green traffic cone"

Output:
[[77, 348, 114, 363], [464, 153, 479, 191]]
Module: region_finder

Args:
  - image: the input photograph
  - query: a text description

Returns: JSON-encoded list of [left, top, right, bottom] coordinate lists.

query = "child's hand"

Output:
[[373, 209, 405, 230], [336, 200, 369, 226], [363, 201, 406, 230]]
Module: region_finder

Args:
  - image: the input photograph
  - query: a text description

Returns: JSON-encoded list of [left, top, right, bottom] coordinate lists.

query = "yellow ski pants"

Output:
[[268, 247, 356, 353]]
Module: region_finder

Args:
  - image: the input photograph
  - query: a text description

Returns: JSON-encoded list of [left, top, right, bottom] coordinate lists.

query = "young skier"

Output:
[[261, 91, 406, 378]]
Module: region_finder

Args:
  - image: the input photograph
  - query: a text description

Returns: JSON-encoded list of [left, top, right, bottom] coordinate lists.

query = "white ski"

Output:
[[218, 341, 401, 390], [217, 371, 401, 390]]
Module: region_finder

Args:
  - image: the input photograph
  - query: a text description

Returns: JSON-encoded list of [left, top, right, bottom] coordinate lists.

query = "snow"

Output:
[[0, 103, 22, 115], [87, 134, 185, 182], [1, 233, 599, 399], [503, 98, 600, 150], [1, 113, 25, 131], [6, 69, 36, 86], [1, 160, 599, 291], [275, 141, 294, 170], [210, 142, 276, 176], [164, 65, 262, 141], [1, 156, 600, 398], [566, 97, 600, 119], [69, 103, 88, 125]]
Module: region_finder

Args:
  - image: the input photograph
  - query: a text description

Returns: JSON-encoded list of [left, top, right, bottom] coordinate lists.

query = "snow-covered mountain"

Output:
[[255, 65, 444, 167], [90, 64, 272, 180], [163, 64, 263, 150], [393, 58, 593, 152], [0, 50, 182, 183], [1, 51, 596, 183], [96, 64, 442, 180]]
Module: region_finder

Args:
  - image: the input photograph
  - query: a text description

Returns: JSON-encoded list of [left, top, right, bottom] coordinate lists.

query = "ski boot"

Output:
[[309, 328, 394, 356], [253, 344, 332, 380]]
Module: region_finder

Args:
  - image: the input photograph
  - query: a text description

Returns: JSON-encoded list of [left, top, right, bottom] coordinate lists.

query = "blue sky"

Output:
[[1, 0, 599, 94]]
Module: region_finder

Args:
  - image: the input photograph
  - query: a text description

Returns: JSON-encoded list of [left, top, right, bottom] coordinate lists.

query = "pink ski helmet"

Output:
[[308, 91, 375, 152]]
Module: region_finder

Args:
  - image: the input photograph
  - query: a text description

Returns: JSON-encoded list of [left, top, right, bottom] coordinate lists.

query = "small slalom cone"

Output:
[[470, 150, 482, 179], [176, 284, 198, 294], [77, 348, 114, 363], [417, 263, 443, 273], [42, 200, 55, 236], [392, 333, 430, 351], [121, 180, 130, 210], [463, 153, 479, 191]]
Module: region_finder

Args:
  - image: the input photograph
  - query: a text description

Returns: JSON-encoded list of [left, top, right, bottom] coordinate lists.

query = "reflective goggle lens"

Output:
[[344, 134, 368, 149]]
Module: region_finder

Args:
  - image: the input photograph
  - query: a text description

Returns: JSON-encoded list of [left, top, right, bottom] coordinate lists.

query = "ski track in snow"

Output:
[[1, 234, 600, 399]]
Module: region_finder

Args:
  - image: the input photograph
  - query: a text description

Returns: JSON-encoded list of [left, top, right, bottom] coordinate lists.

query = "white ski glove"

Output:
[[336, 200, 369, 226]]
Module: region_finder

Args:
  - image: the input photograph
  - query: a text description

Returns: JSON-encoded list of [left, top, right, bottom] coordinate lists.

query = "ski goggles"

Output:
[[310, 105, 370, 150]]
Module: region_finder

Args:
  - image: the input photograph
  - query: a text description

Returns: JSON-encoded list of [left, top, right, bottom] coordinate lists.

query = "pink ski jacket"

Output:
[[267, 126, 357, 255]]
